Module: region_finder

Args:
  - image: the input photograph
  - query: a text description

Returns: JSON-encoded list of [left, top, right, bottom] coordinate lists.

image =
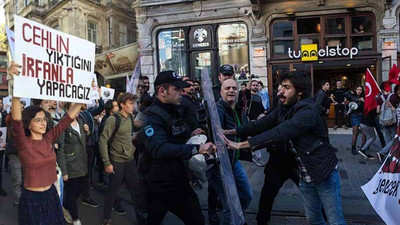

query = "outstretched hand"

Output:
[[8, 62, 21, 77]]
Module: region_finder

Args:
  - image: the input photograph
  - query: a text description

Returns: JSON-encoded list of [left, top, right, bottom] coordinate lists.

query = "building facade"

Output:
[[133, 0, 388, 96], [3, 0, 138, 90]]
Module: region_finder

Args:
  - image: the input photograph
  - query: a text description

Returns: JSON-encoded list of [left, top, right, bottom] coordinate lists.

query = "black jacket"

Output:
[[139, 98, 197, 193], [178, 94, 201, 131], [216, 99, 251, 162], [314, 89, 331, 116], [236, 98, 338, 185]]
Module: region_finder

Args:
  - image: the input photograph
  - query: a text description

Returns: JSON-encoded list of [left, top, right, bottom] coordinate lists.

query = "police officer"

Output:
[[137, 70, 216, 225]]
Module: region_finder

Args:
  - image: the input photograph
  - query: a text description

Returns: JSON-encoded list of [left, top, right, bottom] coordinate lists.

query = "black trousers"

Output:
[[256, 153, 299, 225], [139, 180, 205, 225], [94, 143, 105, 183], [104, 159, 139, 219], [207, 183, 218, 212], [334, 104, 345, 126], [82, 145, 94, 200], [64, 175, 87, 220]]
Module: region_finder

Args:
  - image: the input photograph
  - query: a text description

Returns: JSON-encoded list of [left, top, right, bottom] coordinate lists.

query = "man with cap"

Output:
[[213, 64, 235, 101], [136, 70, 216, 225]]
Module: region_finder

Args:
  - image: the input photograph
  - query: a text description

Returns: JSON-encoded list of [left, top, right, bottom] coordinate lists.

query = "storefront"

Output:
[[268, 13, 380, 96], [156, 22, 250, 85]]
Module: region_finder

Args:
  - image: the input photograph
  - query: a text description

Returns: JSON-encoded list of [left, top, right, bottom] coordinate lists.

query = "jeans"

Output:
[[360, 124, 376, 152], [207, 160, 253, 225], [7, 154, 22, 205], [382, 125, 396, 146], [380, 138, 394, 155], [299, 169, 345, 225]]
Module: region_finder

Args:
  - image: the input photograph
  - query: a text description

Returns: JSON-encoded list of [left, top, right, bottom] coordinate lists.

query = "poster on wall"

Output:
[[14, 15, 95, 104]]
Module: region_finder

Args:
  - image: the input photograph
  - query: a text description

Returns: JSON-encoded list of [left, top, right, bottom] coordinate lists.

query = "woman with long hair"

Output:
[[348, 86, 366, 155], [8, 62, 82, 225]]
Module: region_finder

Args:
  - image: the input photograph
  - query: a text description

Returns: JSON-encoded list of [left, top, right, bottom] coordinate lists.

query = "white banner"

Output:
[[361, 135, 400, 225], [100, 86, 115, 103], [14, 15, 95, 103]]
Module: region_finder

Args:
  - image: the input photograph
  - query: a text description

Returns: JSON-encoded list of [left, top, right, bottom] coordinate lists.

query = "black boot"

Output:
[[351, 146, 357, 155]]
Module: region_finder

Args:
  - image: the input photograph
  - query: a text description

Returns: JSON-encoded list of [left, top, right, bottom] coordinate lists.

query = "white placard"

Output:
[[14, 15, 95, 104], [3, 96, 31, 113], [100, 86, 115, 103], [0, 127, 6, 150]]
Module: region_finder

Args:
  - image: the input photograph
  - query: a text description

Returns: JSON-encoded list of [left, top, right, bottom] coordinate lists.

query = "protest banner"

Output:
[[361, 135, 400, 225], [100, 86, 115, 102], [14, 15, 95, 104], [0, 127, 6, 151]]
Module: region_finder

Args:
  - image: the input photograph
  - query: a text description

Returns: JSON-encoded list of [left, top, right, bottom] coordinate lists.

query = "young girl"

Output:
[[9, 62, 82, 225]]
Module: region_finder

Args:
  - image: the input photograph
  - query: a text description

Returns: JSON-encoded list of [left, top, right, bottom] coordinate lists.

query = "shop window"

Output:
[[325, 18, 345, 34], [299, 36, 319, 45], [157, 29, 187, 76], [325, 37, 346, 48], [352, 16, 373, 33], [218, 23, 249, 78], [273, 40, 293, 54], [297, 18, 320, 34]]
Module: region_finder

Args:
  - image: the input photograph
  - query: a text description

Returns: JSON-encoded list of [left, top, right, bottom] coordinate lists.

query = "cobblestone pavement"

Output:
[[0, 133, 387, 225]]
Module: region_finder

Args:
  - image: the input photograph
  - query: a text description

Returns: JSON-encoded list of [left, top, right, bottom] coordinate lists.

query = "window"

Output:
[[0, 55, 7, 68], [119, 23, 127, 46], [157, 29, 186, 76], [270, 13, 375, 58], [351, 15, 374, 50], [218, 23, 249, 78], [87, 21, 97, 44], [272, 21, 294, 56], [24, 0, 28, 6]]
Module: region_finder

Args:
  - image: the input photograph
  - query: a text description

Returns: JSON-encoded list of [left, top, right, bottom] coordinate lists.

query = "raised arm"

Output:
[[9, 62, 22, 121], [68, 102, 83, 119]]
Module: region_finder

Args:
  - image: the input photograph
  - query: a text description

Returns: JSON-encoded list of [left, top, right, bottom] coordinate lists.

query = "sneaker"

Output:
[[191, 178, 202, 190], [97, 181, 108, 188], [366, 154, 375, 160], [351, 147, 357, 155], [112, 203, 127, 216], [102, 218, 112, 225], [377, 152, 385, 163], [343, 125, 348, 130], [81, 198, 99, 208], [358, 150, 368, 158], [333, 125, 337, 130], [252, 156, 266, 167], [73, 219, 82, 225], [208, 211, 219, 225], [0, 188, 8, 197], [62, 207, 73, 224]]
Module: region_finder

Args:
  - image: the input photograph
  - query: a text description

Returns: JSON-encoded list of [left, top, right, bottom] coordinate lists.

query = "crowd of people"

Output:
[[320, 78, 398, 162], [4, 61, 394, 225]]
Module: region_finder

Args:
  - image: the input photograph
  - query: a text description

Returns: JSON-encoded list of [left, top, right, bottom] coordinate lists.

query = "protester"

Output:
[[347, 86, 365, 155], [257, 81, 270, 112], [314, 80, 331, 142], [193, 80, 202, 99], [8, 62, 83, 225], [224, 71, 345, 225], [56, 102, 91, 225], [0, 98, 8, 196], [208, 78, 253, 224], [99, 93, 140, 225], [377, 82, 396, 145], [330, 80, 348, 130], [213, 64, 235, 101], [136, 70, 216, 225]]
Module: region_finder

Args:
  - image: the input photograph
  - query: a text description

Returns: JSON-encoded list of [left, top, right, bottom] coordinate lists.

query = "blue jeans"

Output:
[[207, 160, 253, 225], [299, 169, 346, 225]]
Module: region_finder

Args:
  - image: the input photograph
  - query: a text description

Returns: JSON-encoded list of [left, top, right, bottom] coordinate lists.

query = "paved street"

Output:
[[0, 132, 386, 225]]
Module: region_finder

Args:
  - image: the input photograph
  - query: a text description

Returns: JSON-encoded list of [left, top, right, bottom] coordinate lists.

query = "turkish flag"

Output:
[[364, 69, 381, 115], [389, 64, 400, 85]]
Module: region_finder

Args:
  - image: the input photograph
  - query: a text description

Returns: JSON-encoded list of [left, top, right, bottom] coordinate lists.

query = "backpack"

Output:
[[105, 113, 134, 152], [379, 93, 396, 126]]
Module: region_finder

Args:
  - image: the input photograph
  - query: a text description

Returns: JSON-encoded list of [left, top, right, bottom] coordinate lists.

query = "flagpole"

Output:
[[367, 68, 382, 93]]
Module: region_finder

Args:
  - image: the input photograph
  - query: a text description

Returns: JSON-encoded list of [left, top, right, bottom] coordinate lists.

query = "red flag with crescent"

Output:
[[364, 69, 380, 115]]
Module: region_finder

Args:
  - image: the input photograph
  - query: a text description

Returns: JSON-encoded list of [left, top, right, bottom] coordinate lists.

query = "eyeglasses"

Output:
[[32, 117, 49, 123]]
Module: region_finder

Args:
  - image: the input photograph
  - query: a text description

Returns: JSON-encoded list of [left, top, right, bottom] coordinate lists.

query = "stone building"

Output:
[[3, 0, 137, 89], [133, 0, 388, 96]]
